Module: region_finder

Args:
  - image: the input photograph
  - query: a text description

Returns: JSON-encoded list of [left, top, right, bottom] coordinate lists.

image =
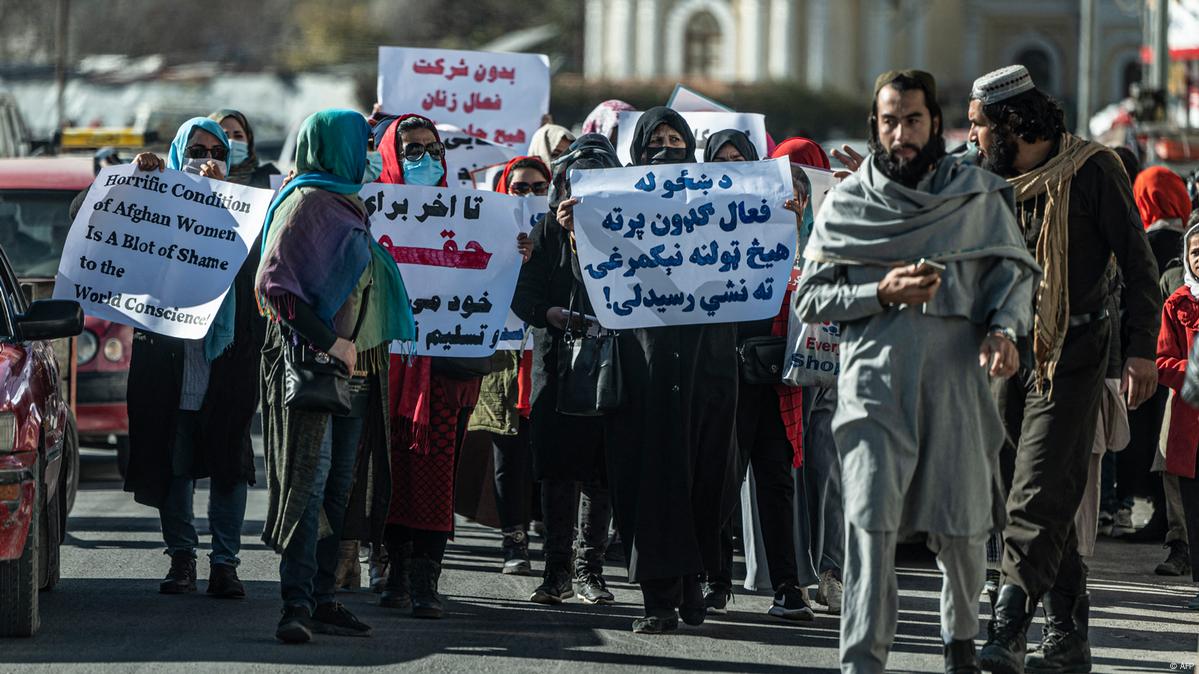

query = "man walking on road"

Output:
[[796, 69, 1040, 674], [968, 65, 1162, 674]]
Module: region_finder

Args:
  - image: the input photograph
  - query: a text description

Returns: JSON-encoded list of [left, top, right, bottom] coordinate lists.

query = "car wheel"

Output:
[[39, 474, 60, 591], [64, 413, 79, 515], [0, 459, 41, 637], [115, 436, 130, 481]]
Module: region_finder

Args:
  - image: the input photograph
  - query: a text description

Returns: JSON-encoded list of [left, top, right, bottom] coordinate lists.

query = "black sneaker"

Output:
[[276, 605, 313, 644], [1155, 541, 1191, 577], [768, 583, 815, 621], [530, 567, 573, 604], [501, 528, 533, 576], [206, 563, 246, 599], [703, 582, 732, 615], [632, 613, 679, 634], [159, 550, 197, 595], [575, 572, 615, 605], [311, 602, 372, 637]]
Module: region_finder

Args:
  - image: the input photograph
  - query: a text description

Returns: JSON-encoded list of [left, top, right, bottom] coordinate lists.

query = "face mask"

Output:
[[648, 146, 690, 165], [181, 158, 227, 177], [402, 153, 445, 186], [362, 150, 383, 184], [227, 139, 249, 166]]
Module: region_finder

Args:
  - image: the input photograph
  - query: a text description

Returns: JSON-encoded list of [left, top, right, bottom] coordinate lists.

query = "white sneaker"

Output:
[[816, 569, 843, 614]]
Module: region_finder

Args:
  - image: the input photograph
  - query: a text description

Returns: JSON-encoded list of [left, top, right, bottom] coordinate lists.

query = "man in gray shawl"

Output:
[[796, 70, 1040, 674]]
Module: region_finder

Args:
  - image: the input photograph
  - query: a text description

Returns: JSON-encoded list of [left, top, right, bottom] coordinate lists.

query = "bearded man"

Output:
[[797, 70, 1040, 674], [968, 65, 1161, 674]]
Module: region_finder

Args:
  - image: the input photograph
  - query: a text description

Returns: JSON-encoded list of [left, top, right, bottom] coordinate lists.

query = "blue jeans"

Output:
[[159, 412, 249, 567], [278, 415, 363, 611]]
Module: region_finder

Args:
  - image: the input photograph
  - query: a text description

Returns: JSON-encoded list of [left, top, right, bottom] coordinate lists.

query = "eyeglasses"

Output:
[[403, 142, 445, 162], [185, 145, 228, 161], [509, 181, 549, 196]]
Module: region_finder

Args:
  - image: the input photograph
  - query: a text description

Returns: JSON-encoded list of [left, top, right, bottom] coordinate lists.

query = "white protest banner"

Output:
[[53, 164, 272, 338], [615, 111, 768, 165], [570, 158, 796, 329], [666, 84, 733, 113], [493, 200, 545, 351], [438, 123, 521, 189], [364, 183, 523, 357], [378, 47, 549, 148], [800, 166, 838, 222]]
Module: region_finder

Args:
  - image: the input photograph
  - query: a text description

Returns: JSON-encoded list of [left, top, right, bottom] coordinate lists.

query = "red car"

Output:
[[0, 157, 132, 474], [0, 245, 82, 636]]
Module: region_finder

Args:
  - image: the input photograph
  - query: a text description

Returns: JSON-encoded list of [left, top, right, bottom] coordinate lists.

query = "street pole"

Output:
[[1154, 0, 1169, 91], [54, 0, 70, 131], [1077, 0, 1094, 137]]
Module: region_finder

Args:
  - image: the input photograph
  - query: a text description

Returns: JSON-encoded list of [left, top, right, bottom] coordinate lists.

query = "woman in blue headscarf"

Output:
[[124, 118, 265, 605]]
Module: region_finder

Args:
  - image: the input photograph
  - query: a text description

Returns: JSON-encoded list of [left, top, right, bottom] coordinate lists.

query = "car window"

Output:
[[0, 189, 75, 279]]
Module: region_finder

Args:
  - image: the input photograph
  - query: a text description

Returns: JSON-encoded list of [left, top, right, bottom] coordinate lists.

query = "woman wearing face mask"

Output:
[[556, 107, 741, 633], [528, 123, 575, 169], [511, 136, 621, 608], [123, 118, 264, 603], [208, 109, 280, 189], [375, 113, 531, 620]]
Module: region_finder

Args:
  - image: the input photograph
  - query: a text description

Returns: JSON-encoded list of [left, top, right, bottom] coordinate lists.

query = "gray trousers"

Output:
[[841, 523, 987, 674]]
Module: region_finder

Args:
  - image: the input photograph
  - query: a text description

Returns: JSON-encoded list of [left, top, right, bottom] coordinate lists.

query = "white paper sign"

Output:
[[53, 165, 272, 338], [570, 158, 796, 329], [800, 166, 838, 223], [615, 111, 768, 165], [666, 84, 733, 113], [378, 47, 549, 148], [438, 123, 521, 189], [364, 183, 524, 357]]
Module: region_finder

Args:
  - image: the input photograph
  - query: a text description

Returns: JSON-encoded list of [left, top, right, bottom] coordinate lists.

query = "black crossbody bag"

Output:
[[283, 281, 371, 416]]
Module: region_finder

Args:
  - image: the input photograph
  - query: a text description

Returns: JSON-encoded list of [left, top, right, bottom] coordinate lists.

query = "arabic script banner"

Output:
[[570, 158, 797, 329], [364, 182, 525, 357], [378, 46, 550, 148]]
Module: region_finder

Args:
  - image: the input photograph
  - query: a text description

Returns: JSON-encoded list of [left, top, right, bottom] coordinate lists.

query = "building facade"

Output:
[[583, 0, 1143, 109]]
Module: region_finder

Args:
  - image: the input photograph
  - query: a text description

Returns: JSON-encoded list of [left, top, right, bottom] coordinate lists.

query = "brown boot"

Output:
[[335, 540, 361, 590]]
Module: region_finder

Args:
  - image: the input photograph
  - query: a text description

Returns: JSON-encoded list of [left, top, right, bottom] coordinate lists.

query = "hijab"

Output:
[[702, 129, 759, 163], [207, 109, 259, 184], [378, 113, 448, 187], [496, 156, 550, 196], [629, 106, 696, 167], [548, 133, 622, 211], [1135, 165, 1191, 232], [770, 136, 831, 170], [528, 124, 575, 169], [581, 99, 635, 139], [167, 117, 229, 171], [1183, 221, 1199, 300]]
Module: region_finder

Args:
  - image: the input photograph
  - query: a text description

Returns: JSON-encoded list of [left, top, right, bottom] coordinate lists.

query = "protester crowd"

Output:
[[96, 57, 1199, 674]]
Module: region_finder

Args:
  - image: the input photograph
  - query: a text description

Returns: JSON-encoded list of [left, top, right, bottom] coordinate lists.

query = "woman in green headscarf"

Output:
[[208, 109, 280, 189], [256, 109, 414, 644]]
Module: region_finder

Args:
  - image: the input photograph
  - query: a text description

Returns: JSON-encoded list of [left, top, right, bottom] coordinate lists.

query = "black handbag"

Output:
[[737, 335, 787, 385], [282, 281, 371, 416], [555, 285, 623, 416]]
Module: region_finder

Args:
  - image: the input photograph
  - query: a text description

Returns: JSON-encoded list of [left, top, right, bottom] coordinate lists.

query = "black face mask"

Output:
[[647, 146, 690, 165]]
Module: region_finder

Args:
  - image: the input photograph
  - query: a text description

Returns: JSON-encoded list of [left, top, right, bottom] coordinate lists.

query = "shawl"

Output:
[[1135, 165, 1192, 230], [1008, 134, 1110, 386], [528, 124, 575, 169], [770, 136, 831, 170], [806, 153, 1040, 331], [772, 267, 804, 468], [378, 113, 448, 187], [703, 129, 760, 162], [207, 109, 260, 185], [581, 99, 635, 139]]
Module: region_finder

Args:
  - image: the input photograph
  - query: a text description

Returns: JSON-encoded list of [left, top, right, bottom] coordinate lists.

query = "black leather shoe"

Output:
[[206, 563, 246, 599], [276, 605, 312, 644], [979, 584, 1033, 674], [410, 558, 445, 619], [679, 574, 706, 626], [632, 613, 679, 634], [159, 551, 197, 595], [1025, 591, 1091, 673], [312, 601, 372, 637], [945, 639, 981, 673]]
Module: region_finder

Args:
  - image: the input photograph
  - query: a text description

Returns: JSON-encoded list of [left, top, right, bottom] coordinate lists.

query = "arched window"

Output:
[[1015, 47, 1054, 95], [684, 11, 722, 77]]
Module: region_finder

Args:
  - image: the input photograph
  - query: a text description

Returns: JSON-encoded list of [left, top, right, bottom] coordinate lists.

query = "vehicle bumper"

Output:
[[0, 452, 36, 561]]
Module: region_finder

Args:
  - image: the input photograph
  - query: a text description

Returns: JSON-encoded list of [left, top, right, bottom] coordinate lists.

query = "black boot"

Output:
[[530, 564, 573, 604], [979, 584, 1033, 674], [410, 557, 444, 619], [501, 527, 532, 576], [206, 563, 246, 599], [1025, 591, 1091, 673], [945, 639, 980, 673], [379, 540, 412, 609], [159, 550, 197, 594]]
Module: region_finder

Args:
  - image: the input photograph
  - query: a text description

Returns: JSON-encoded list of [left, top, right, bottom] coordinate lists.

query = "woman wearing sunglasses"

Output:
[[123, 118, 262, 603]]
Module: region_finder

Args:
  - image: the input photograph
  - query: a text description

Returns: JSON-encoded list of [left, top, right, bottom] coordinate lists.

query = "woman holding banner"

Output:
[[257, 109, 414, 644], [125, 118, 264, 603], [556, 108, 741, 634]]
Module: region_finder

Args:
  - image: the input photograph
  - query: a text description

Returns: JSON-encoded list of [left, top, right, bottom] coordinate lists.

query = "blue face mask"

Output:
[[402, 153, 445, 186], [362, 150, 383, 184], [227, 139, 249, 166]]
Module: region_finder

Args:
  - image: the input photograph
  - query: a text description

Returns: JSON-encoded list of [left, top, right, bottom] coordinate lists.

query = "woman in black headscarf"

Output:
[[558, 108, 740, 633], [512, 134, 622, 608]]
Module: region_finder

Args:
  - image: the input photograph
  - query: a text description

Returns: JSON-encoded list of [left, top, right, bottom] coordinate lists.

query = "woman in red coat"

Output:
[[1156, 216, 1199, 609]]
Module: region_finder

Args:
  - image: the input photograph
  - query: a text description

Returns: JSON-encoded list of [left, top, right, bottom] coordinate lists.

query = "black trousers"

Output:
[[491, 419, 532, 531], [710, 383, 799, 592], [1176, 450, 1199, 583], [386, 524, 449, 563], [640, 574, 703, 616], [994, 321, 1109, 600], [541, 478, 611, 574]]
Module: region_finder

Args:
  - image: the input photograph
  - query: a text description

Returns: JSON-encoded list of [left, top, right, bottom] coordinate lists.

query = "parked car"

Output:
[[0, 157, 133, 474], [0, 245, 83, 636]]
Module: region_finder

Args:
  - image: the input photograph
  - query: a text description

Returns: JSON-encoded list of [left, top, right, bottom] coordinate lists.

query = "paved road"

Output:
[[2, 446, 1196, 673]]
